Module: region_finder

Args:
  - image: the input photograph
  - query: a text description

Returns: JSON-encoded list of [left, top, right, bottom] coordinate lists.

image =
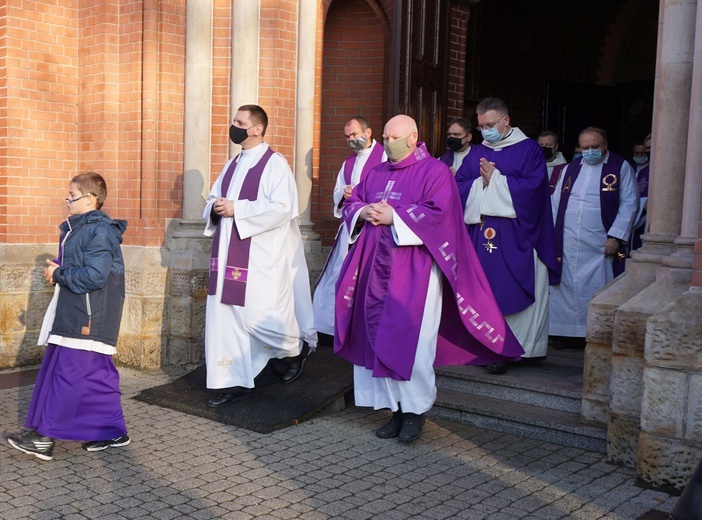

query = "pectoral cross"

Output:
[[484, 242, 497, 253], [218, 357, 232, 369]]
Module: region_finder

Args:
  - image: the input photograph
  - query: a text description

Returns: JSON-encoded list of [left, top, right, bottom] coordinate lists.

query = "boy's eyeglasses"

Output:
[[65, 193, 96, 204]]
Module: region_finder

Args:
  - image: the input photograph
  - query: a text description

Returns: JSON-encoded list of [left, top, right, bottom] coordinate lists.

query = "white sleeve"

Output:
[[202, 159, 234, 237], [391, 209, 423, 246], [479, 169, 517, 218], [607, 162, 640, 241], [332, 164, 347, 218]]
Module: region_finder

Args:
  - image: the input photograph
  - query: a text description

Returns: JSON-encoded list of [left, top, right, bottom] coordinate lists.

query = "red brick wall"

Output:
[[314, 0, 391, 245], [0, 0, 186, 248]]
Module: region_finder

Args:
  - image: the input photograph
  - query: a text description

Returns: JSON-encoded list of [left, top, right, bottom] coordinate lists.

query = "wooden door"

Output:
[[394, 0, 450, 156]]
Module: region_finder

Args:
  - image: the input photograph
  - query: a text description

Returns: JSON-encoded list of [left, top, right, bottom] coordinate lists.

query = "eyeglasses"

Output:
[[477, 115, 506, 132], [65, 193, 96, 204]]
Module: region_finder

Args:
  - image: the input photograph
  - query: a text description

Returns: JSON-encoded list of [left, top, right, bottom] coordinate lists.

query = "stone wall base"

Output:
[[0, 222, 325, 371]]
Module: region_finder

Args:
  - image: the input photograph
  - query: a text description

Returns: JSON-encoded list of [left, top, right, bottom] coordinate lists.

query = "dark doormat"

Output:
[[133, 347, 353, 433]]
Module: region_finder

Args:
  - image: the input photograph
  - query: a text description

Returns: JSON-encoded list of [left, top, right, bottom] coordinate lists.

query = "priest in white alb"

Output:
[[312, 116, 385, 345], [203, 104, 317, 408]]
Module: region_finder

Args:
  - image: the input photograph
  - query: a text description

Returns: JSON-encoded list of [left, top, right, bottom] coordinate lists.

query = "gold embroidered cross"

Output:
[[232, 268, 241, 280], [218, 357, 232, 369]]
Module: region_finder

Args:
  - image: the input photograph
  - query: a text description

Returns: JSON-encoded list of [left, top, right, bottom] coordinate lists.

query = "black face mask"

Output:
[[229, 125, 250, 145], [447, 137, 465, 152], [541, 146, 555, 160]]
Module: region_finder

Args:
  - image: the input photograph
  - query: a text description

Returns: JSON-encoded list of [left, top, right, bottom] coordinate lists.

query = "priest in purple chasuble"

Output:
[[312, 116, 386, 343], [203, 105, 317, 408], [334, 115, 523, 442], [455, 97, 561, 374], [550, 127, 639, 340]]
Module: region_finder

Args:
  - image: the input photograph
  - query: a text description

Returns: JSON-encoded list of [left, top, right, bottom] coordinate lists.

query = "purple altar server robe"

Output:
[[334, 144, 523, 382], [456, 139, 561, 316]]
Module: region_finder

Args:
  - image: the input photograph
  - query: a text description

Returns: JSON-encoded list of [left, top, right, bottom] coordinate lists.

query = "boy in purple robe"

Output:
[[335, 115, 522, 442], [456, 97, 561, 374], [6, 172, 130, 460]]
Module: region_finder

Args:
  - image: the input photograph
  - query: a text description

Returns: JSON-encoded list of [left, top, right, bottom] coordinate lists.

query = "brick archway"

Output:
[[313, 0, 391, 246]]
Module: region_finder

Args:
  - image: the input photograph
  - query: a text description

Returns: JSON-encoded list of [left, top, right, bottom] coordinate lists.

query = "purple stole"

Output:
[[554, 152, 627, 275], [207, 147, 275, 305], [438, 149, 453, 167], [637, 165, 650, 198], [342, 142, 385, 186], [549, 163, 567, 195], [317, 144, 385, 285]]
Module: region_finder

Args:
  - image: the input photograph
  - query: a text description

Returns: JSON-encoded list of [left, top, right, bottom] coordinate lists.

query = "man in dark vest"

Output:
[[550, 127, 639, 345], [203, 104, 317, 407]]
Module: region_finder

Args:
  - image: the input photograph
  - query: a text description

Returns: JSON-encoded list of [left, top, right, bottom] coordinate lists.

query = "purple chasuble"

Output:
[[208, 147, 274, 305], [554, 152, 628, 275], [334, 143, 523, 381], [455, 139, 560, 316]]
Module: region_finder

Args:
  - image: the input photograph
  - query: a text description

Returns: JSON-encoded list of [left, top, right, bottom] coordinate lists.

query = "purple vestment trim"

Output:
[[208, 147, 275, 305], [554, 152, 628, 275], [335, 143, 523, 381]]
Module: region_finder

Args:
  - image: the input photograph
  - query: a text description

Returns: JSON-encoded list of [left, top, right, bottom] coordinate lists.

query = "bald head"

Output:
[[382, 115, 419, 162]]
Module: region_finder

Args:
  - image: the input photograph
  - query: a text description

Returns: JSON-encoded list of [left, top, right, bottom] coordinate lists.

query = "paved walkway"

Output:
[[0, 366, 679, 520]]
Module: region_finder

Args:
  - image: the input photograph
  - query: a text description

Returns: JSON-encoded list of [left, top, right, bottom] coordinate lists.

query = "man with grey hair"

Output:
[[312, 116, 385, 346], [550, 126, 639, 345]]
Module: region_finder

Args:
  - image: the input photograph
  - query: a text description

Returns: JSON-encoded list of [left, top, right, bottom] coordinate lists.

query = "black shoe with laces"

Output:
[[6, 430, 55, 461]]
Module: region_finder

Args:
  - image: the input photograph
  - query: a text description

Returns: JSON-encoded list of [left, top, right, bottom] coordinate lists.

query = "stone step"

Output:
[[434, 362, 582, 414], [430, 387, 607, 453], [430, 347, 607, 453]]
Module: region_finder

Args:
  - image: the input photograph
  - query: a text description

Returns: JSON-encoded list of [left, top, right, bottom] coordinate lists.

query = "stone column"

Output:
[[295, 0, 319, 241], [636, 2, 702, 491], [164, 0, 216, 367], [183, 0, 213, 221], [592, 0, 698, 469], [230, 0, 260, 157]]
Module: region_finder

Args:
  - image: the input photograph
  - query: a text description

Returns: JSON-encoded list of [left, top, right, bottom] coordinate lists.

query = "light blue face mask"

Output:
[[481, 127, 503, 143], [479, 114, 506, 143], [582, 149, 603, 164]]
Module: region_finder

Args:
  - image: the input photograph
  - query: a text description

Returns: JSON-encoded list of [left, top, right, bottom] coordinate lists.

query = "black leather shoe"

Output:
[[375, 411, 403, 439], [206, 388, 250, 408], [484, 361, 509, 374], [281, 343, 310, 384], [398, 413, 425, 442]]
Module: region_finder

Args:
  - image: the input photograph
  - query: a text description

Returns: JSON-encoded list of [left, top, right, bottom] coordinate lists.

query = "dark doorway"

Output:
[[542, 81, 623, 161]]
